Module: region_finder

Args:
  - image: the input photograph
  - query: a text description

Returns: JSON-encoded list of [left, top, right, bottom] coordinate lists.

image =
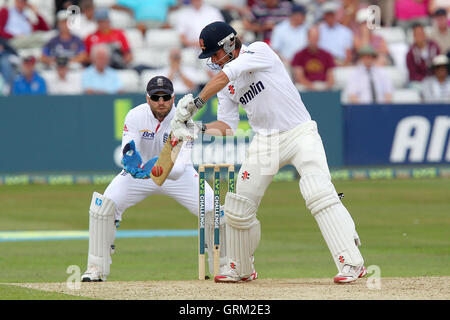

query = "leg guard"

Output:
[[205, 206, 227, 275], [86, 192, 116, 279], [224, 192, 261, 277], [300, 174, 364, 271]]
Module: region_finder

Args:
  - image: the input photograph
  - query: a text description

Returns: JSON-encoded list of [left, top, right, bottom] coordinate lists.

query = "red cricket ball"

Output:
[[152, 165, 163, 177]]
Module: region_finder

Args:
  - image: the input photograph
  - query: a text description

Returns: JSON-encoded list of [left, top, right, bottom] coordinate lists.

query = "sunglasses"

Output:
[[149, 94, 172, 102]]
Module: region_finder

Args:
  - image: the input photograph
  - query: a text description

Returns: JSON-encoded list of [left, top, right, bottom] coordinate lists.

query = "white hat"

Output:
[[356, 8, 370, 23], [432, 55, 449, 67], [322, 1, 339, 14], [56, 10, 68, 21]]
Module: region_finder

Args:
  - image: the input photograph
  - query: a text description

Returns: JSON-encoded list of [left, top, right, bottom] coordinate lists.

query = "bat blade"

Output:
[[150, 132, 183, 186]]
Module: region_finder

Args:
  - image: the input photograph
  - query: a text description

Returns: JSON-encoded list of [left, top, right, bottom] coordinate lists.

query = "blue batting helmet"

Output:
[[198, 21, 237, 59]]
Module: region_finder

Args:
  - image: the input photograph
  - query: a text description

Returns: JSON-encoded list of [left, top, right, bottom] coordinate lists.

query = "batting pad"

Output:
[[87, 192, 116, 277], [300, 174, 364, 271], [224, 192, 261, 276]]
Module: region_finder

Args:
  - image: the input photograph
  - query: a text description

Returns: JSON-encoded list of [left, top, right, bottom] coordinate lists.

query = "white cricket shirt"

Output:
[[122, 103, 192, 174], [219, 42, 311, 136]]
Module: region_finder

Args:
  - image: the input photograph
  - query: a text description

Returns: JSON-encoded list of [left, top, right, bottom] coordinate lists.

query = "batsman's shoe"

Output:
[[241, 271, 258, 282], [214, 262, 258, 283], [81, 266, 106, 282], [240, 256, 258, 282], [214, 263, 241, 283], [333, 264, 367, 284]]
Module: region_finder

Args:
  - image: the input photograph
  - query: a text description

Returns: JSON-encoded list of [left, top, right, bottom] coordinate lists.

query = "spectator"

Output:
[[0, 74, 5, 95], [0, 0, 50, 48], [353, 8, 391, 66], [291, 26, 335, 91], [270, 5, 309, 64], [82, 44, 123, 94], [422, 54, 450, 102], [406, 23, 440, 84], [429, 0, 450, 23], [112, 0, 177, 35], [71, 0, 98, 41], [85, 8, 132, 69], [301, 0, 333, 25], [243, 0, 292, 43], [219, 0, 252, 23], [11, 56, 47, 95], [176, 0, 224, 49], [336, 0, 365, 31], [46, 55, 82, 95], [155, 48, 202, 94], [41, 10, 87, 68], [318, 2, 354, 66], [55, 1, 81, 16], [395, 0, 430, 30], [0, 38, 19, 87], [379, 0, 395, 27], [429, 8, 450, 54], [344, 45, 393, 104]]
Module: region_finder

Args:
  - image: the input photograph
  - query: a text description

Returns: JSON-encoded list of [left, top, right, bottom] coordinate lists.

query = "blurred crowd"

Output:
[[0, 0, 449, 104]]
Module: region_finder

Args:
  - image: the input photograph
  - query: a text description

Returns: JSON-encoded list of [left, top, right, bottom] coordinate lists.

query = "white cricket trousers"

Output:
[[237, 120, 331, 203], [104, 165, 214, 221], [236, 120, 364, 271]]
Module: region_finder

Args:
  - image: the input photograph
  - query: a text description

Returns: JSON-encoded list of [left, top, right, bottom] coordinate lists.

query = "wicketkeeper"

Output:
[[81, 76, 226, 281], [170, 22, 367, 283]]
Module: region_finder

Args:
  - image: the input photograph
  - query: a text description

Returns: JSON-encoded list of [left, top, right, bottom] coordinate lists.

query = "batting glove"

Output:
[[171, 118, 199, 141], [175, 94, 197, 122]]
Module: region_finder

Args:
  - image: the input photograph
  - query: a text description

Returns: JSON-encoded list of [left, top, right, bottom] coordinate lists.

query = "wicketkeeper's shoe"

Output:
[[81, 266, 106, 282], [333, 264, 367, 284]]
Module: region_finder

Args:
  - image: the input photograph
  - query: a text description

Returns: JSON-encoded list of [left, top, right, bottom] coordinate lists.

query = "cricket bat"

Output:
[[150, 132, 183, 186]]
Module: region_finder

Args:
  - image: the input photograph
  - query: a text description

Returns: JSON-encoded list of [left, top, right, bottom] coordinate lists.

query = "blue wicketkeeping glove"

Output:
[[122, 140, 143, 176], [134, 156, 158, 179]]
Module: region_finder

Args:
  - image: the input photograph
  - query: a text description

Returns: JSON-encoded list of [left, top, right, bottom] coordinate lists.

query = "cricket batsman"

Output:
[[170, 22, 367, 283], [81, 76, 226, 282]]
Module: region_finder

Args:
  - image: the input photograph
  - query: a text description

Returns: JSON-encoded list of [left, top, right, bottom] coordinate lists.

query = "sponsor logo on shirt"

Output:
[[228, 84, 235, 95], [140, 129, 155, 140], [239, 81, 265, 105], [305, 59, 325, 73], [163, 132, 169, 144]]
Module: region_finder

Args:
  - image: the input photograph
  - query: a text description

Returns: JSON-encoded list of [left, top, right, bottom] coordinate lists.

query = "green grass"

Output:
[[0, 179, 449, 285], [0, 284, 93, 300]]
